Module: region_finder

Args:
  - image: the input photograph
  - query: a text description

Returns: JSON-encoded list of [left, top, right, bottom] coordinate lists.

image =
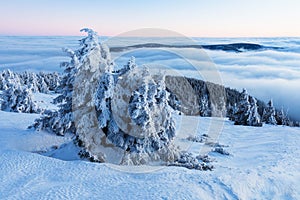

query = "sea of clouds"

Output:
[[204, 40, 300, 121], [0, 36, 299, 120]]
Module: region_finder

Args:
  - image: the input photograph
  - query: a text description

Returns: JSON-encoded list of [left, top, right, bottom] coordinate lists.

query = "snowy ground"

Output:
[[0, 97, 299, 199], [0, 36, 299, 199]]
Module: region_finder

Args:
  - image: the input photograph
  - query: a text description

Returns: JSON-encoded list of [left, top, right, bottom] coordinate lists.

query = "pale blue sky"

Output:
[[0, 0, 299, 36]]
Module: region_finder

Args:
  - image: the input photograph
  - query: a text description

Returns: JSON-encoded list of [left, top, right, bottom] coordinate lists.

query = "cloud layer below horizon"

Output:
[[0, 36, 299, 121], [112, 38, 300, 121]]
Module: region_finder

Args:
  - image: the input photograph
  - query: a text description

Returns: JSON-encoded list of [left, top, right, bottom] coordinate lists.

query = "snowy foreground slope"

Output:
[[0, 97, 299, 199]]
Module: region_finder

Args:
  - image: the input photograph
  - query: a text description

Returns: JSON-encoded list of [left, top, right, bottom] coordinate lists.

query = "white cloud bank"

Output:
[[0, 36, 299, 120]]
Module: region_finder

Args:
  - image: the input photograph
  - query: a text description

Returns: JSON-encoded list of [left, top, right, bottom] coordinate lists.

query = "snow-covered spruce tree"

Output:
[[0, 70, 60, 93], [89, 62, 179, 164], [41, 72, 60, 92], [206, 82, 226, 117], [199, 95, 210, 117], [262, 99, 277, 125], [48, 30, 208, 168], [276, 107, 287, 126], [167, 89, 181, 113], [74, 39, 180, 164], [23, 71, 40, 93], [227, 103, 238, 121], [285, 110, 295, 127], [164, 76, 201, 115], [294, 121, 300, 127], [113, 56, 137, 76], [31, 41, 80, 135], [287, 119, 294, 127], [233, 89, 251, 125], [0, 69, 20, 90], [71, 28, 115, 162], [30, 29, 204, 168], [233, 89, 262, 126], [36, 72, 50, 93], [247, 96, 262, 127], [0, 83, 41, 113], [68, 29, 180, 165], [0, 71, 8, 90]]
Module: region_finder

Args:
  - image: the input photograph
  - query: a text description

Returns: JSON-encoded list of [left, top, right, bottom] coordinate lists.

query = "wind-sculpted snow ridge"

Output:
[[1, 110, 300, 199], [110, 42, 281, 53]]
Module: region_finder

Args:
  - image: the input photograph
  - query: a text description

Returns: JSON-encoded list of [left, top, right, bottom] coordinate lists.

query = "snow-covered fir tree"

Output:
[[62, 29, 179, 164], [0, 69, 61, 114], [94, 72, 114, 129], [247, 96, 262, 126], [0, 72, 5, 90], [41, 72, 60, 92], [82, 46, 179, 164], [0, 69, 18, 90], [0, 83, 41, 113], [71, 28, 114, 162], [262, 99, 277, 125], [31, 28, 113, 143], [167, 89, 181, 113], [199, 95, 210, 117], [36, 72, 50, 93], [0, 70, 60, 93], [294, 121, 300, 127], [227, 103, 238, 121], [233, 89, 262, 126], [31, 41, 80, 135], [23, 71, 40, 92], [113, 56, 137, 76], [0, 70, 8, 90], [275, 107, 287, 126], [233, 89, 251, 125], [281, 109, 296, 127], [92, 63, 179, 164]]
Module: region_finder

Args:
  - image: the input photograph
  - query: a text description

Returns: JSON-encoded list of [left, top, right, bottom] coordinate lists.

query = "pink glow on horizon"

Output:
[[0, 0, 300, 37]]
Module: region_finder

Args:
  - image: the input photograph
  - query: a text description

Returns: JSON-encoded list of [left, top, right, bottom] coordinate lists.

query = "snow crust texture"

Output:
[[0, 110, 299, 200]]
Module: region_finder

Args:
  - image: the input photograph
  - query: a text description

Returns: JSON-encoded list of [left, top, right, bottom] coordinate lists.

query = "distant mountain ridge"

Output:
[[110, 43, 281, 53]]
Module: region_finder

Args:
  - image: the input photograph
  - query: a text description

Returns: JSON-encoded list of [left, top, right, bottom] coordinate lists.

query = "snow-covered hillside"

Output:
[[0, 98, 299, 199], [0, 33, 299, 199]]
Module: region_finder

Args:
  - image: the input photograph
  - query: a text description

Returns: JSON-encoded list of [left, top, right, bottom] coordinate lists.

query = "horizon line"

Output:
[[0, 34, 299, 38]]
